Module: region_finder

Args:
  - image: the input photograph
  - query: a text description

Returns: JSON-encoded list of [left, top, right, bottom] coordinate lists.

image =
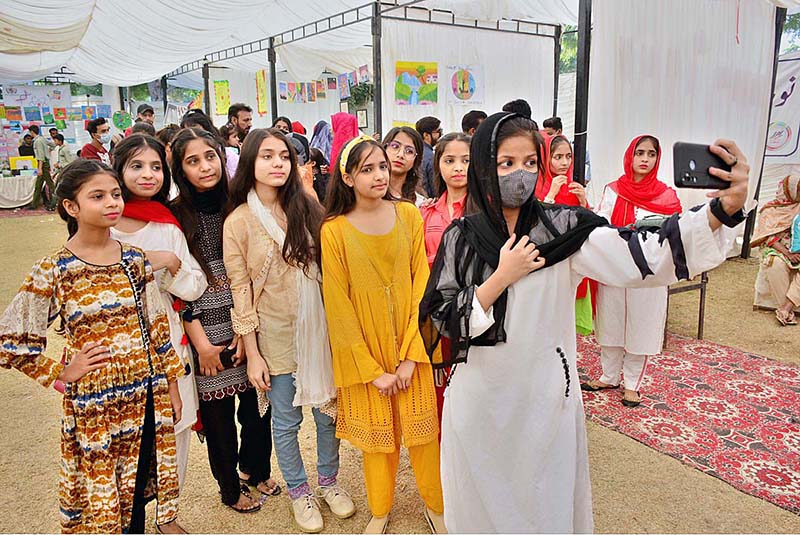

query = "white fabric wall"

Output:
[[585, 0, 776, 214], [380, 18, 555, 135]]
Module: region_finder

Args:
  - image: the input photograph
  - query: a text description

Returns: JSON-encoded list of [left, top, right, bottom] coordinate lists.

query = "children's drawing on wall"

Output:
[[446, 65, 485, 105], [395, 61, 438, 106]]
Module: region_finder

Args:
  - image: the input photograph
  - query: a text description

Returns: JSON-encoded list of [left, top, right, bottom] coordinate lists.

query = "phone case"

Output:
[[673, 142, 731, 190]]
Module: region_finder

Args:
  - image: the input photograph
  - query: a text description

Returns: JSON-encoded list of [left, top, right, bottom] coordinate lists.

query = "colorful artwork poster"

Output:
[[308, 83, 316, 103], [55, 119, 67, 130], [9, 120, 21, 133], [395, 61, 438, 105], [298, 83, 306, 104], [327, 77, 337, 90], [256, 70, 269, 116], [82, 106, 96, 120], [287, 82, 297, 102], [43, 112, 55, 124], [53, 107, 67, 120], [24, 106, 42, 121], [338, 73, 350, 100], [315, 80, 326, 99], [0, 104, 6, 119], [358, 65, 370, 84], [348, 71, 358, 87], [279, 82, 288, 101], [6, 106, 22, 121], [213, 80, 231, 116], [67, 107, 83, 121], [96, 104, 112, 118], [446, 65, 485, 105], [112, 110, 132, 130]]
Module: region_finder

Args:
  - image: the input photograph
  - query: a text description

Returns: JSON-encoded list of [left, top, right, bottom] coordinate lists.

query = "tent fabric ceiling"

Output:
[[0, 0, 580, 85]]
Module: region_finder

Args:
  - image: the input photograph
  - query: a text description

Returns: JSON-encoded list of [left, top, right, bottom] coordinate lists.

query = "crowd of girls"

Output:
[[0, 106, 751, 534]]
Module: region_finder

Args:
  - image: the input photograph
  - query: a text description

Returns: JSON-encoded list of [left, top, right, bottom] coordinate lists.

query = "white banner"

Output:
[[765, 52, 800, 163]]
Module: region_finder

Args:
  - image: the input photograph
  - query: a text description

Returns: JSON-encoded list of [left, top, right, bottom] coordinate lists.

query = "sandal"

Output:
[[225, 489, 262, 514], [622, 390, 641, 408], [776, 309, 797, 326], [156, 521, 188, 534], [240, 477, 282, 496], [580, 380, 617, 392]]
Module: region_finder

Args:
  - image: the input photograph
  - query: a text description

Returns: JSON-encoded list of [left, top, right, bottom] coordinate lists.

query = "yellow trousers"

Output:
[[360, 393, 443, 517], [363, 438, 443, 517]]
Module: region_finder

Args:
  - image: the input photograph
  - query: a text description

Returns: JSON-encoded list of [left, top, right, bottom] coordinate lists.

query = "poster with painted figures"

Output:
[[446, 65, 484, 105]]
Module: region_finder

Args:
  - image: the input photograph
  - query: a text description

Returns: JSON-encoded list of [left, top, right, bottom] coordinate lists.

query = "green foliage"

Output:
[[559, 25, 577, 74], [347, 82, 374, 108], [70, 83, 102, 96], [418, 84, 438, 103], [416, 65, 426, 77], [783, 13, 800, 53]]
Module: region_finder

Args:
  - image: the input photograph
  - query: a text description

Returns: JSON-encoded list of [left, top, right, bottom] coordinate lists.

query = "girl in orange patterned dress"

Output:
[[0, 160, 184, 533]]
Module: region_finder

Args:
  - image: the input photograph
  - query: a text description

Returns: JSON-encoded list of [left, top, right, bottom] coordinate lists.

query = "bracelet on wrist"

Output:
[[709, 197, 746, 228]]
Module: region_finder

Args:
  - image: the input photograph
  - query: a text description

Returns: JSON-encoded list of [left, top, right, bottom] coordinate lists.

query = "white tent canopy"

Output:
[[0, 0, 578, 85]]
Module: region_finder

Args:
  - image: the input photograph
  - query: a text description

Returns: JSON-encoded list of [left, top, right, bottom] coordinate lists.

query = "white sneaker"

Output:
[[292, 493, 324, 533], [317, 484, 356, 519]]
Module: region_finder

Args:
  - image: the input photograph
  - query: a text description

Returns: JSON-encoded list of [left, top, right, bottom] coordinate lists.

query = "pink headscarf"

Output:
[[329, 112, 359, 168]]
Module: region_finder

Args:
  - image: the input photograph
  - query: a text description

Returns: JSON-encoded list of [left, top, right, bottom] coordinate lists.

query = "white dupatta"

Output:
[[247, 189, 337, 414]]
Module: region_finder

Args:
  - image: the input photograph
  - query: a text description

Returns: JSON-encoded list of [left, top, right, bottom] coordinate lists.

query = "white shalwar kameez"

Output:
[[111, 222, 208, 487], [594, 185, 671, 357], [440, 205, 737, 533]]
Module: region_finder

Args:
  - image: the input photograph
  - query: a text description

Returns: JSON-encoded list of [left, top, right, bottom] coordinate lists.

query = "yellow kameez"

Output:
[[321, 201, 442, 515]]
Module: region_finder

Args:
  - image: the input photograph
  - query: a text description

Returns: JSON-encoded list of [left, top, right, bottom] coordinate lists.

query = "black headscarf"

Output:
[[419, 112, 608, 367]]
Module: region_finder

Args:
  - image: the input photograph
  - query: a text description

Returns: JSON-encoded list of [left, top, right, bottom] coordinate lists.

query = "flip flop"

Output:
[[775, 310, 796, 326], [580, 380, 617, 392], [240, 477, 282, 496]]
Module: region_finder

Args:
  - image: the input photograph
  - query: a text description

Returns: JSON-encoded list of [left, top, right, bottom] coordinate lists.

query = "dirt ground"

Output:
[[0, 215, 798, 534]]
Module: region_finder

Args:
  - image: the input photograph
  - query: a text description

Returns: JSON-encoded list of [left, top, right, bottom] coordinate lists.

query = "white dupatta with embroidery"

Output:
[[247, 189, 336, 413]]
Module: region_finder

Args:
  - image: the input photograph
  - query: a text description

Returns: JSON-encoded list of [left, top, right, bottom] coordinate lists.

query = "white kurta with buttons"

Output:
[[440, 206, 737, 533]]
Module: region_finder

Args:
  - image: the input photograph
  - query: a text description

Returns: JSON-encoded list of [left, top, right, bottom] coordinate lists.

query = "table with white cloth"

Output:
[[0, 176, 35, 209]]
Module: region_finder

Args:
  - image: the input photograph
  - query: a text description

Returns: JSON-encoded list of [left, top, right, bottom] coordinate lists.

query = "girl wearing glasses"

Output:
[[382, 126, 426, 206]]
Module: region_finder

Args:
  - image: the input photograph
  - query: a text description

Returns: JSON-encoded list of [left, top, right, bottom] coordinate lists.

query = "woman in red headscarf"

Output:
[[536, 133, 588, 208], [536, 134, 595, 334], [581, 135, 682, 407], [329, 112, 360, 170]]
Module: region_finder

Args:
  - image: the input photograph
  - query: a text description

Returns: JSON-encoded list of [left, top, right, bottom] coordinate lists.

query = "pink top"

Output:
[[420, 192, 466, 267]]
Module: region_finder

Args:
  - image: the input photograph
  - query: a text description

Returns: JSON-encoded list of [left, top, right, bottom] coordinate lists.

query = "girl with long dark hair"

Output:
[[224, 128, 354, 532], [170, 127, 278, 514]]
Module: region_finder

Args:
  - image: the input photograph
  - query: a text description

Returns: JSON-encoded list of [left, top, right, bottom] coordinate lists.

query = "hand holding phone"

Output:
[[673, 142, 731, 190]]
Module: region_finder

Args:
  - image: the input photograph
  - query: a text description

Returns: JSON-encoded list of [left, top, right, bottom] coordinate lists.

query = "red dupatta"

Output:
[[609, 135, 682, 226], [535, 133, 582, 206], [122, 199, 182, 230]]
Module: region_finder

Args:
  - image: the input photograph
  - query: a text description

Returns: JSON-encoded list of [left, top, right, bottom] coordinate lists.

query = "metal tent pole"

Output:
[[268, 38, 279, 122], [553, 25, 562, 118], [741, 7, 787, 259], [160, 75, 168, 123], [202, 63, 211, 115], [573, 0, 592, 186], [372, 1, 383, 137]]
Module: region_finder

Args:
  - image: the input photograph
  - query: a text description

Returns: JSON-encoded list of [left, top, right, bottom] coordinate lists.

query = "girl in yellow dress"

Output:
[[320, 136, 445, 534]]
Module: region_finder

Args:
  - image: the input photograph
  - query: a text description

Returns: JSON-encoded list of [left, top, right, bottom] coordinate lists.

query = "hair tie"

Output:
[[339, 135, 375, 176]]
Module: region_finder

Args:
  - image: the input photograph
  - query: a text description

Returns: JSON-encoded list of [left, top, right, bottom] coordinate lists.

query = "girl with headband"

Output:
[[321, 135, 446, 534]]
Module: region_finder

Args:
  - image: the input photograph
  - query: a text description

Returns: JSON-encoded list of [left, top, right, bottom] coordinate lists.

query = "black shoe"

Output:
[[621, 392, 641, 407]]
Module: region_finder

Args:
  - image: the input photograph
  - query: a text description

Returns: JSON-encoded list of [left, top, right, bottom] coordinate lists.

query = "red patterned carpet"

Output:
[[577, 334, 800, 515]]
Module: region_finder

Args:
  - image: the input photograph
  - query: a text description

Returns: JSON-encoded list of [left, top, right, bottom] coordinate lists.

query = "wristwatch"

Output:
[[543, 196, 556, 204], [709, 198, 746, 228]]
